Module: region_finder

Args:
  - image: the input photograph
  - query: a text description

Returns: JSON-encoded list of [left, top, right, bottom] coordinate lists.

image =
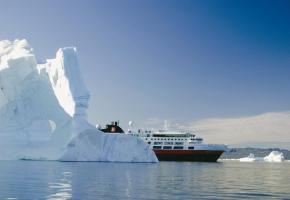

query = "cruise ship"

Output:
[[101, 121, 227, 162]]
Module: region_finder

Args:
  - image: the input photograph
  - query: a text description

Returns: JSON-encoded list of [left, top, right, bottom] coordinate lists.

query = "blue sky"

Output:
[[1, 0, 290, 129]]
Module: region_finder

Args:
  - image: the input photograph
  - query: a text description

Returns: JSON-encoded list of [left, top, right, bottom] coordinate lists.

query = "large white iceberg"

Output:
[[239, 151, 284, 163], [0, 39, 157, 162]]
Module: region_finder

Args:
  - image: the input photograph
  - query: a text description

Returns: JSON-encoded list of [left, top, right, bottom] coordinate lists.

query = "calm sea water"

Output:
[[0, 160, 289, 199]]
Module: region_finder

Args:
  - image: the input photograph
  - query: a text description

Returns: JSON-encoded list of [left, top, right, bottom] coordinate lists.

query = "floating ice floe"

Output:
[[0, 39, 157, 162], [263, 151, 285, 162], [239, 151, 284, 163]]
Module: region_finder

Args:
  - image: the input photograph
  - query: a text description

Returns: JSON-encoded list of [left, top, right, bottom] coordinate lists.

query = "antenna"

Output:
[[128, 121, 133, 133]]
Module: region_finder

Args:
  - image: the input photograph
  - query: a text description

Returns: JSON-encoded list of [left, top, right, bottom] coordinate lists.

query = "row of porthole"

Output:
[[152, 146, 195, 150], [154, 142, 183, 145], [145, 138, 187, 141]]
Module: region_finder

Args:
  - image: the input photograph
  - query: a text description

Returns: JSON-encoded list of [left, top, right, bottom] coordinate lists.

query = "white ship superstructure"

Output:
[[128, 130, 226, 151]]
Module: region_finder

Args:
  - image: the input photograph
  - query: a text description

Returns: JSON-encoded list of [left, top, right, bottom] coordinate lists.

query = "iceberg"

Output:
[[239, 153, 259, 162], [264, 151, 284, 162], [0, 39, 157, 162], [239, 151, 284, 163]]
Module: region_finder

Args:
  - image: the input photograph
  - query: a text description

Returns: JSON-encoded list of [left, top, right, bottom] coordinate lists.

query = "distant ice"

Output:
[[239, 153, 259, 162], [239, 151, 284, 163], [0, 39, 157, 162], [263, 151, 284, 162]]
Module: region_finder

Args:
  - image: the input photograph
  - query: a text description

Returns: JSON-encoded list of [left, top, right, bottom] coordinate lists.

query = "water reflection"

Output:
[[125, 171, 132, 198], [47, 171, 72, 200], [0, 161, 289, 199]]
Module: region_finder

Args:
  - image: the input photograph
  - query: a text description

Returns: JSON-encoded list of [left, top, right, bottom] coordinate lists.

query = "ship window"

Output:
[[153, 146, 162, 149], [145, 138, 147, 140], [154, 142, 163, 145], [163, 146, 172, 150], [175, 142, 183, 145], [164, 142, 173, 145], [173, 146, 183, 150], [148, 142, 151, 144], [188, 146, 194, 149]]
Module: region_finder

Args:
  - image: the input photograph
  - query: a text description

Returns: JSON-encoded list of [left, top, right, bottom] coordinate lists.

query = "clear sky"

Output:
[[1, 0, 290, 131]]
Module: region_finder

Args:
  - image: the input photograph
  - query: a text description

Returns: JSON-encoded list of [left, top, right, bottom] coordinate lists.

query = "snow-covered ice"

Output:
[[239, 153, 259, 162], [263, 151, 285, 162], [239, 151, 284, 163], [61, 130, 155, 162], [0, 39, 157, 162]]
